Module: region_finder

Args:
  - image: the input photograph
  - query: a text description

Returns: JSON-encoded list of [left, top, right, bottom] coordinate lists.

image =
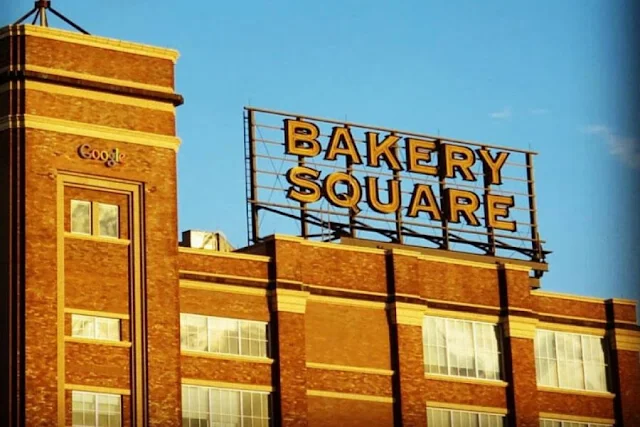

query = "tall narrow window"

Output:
[[182, 385, 270, 427], [71, 200, 92, 235], [423, 316, 502, 380], [72, 391, 121, 426], [98, 203, 119, 238], [180, 314, 269, 358], [71, 314, 121, 341], [535, 330, 609, 392]]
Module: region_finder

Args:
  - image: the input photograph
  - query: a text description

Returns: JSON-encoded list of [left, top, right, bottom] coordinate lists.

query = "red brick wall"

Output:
[[65, 343, 131, 389], [180, 355, 272, 386], [300, 246, 387, 293], [419, 262, 501, 307], [24, 35, 174, 88], [64, 240, 130, 313], [306, 370, 393, 396], [305, 302, 391, 369], [24, 89, 176, 135], [533, 296, 607, 321], [307, 397, 394, 427], [274, 310, 309, 426], [537, 391, 615, 419], [394, 324, 428, 426], [612, 348, 640, 426], [425, 380, 507, 408], [180, 288, 270, 321], [179, 251, 270, 280]]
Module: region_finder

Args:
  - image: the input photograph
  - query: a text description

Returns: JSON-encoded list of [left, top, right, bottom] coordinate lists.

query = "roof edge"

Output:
[[0, 24, 180, 63]]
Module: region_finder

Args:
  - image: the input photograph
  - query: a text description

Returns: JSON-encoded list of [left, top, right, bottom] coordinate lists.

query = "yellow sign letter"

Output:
[[284, 119, 322, 157]]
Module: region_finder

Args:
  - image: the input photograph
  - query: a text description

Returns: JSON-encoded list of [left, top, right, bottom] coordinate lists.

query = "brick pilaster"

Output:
[[606, 301, 640, 427], [389, 302, 427, 426], [499, 265, 539, 427], [270, 288, 309, 427]]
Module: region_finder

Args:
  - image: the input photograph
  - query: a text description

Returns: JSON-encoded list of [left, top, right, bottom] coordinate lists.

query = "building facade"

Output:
[[1, 24, 640, 427]]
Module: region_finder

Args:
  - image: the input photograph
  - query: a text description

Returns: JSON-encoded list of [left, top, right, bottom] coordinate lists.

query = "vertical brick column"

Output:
[[388, 302, 427, 426], [271, 288, 310, 427], [386, 250, 427, 426], [268, 238, 309, 426], [499, 264, 539, 427], [606, 301, 640, 427]]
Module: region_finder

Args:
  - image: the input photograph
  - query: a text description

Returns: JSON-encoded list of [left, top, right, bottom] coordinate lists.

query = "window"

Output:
[[70, 200, 119, 238], [540, 419, 612, 427], [98, 203, 119, 238], [71, 200, 92, 235], [535, 330, 609, 392], [71, 314, 121, 341], [182, 385, 270, 427], [72, 391, 121, 427], [423, 316, 502, 380], [181, 314, 269, 358], [427, 407, 506, 427]]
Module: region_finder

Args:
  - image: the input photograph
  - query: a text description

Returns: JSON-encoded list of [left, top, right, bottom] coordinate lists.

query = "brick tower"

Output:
[[1, 22, 184, 426]]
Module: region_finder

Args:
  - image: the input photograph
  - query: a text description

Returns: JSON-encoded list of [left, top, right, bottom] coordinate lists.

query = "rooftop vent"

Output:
[[14, 1, 89, 34], [181, 230, 234, 252]]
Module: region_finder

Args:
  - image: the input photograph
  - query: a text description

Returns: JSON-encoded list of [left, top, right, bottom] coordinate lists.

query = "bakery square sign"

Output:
[[244, 107, 547, 262]]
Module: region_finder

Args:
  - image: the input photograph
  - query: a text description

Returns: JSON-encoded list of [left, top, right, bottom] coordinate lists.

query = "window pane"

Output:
[[211, 389, 240, 425], [72, 315, 95, 338], [583, 336, 608, 391], [96, 318, 120, 341], [72, 411, 84, 426], [98, 203, 119, 238], [181, 314, 208, 351], [209, 318, 239, 355], [109, 413, 121, 427], [71, 200, 91, 235]]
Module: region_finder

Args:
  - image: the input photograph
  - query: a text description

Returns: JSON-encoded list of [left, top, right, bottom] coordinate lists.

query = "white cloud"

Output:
[[489, 107, 512, 119], [581, 124, 640, 169], [530, 108, 550, 115]]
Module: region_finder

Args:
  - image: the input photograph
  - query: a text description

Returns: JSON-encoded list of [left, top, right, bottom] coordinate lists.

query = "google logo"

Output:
[[77, 144, 126, 168]]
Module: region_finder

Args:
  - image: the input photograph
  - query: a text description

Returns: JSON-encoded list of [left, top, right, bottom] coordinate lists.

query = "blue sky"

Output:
[[9, 1, 639, 304]]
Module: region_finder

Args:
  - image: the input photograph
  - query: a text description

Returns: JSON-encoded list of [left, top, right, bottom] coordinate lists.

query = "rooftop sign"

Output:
[[244, 107, 548, 263]]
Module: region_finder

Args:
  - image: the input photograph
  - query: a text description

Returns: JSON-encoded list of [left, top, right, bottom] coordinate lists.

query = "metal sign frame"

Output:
[[244, 107, 549, 264]]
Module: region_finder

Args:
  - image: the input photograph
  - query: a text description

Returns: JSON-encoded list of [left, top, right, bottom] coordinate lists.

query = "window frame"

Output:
[[423, 315, 504, 381], [71, 314, 121, 342], [181, 384, 271, 427], [534, 329, 610, 392], [427, 406, 506, 427], [70, 199, 120, 239], [72, 390, 122, 427], [539, 418, 612, 427], [180, 313, 270, 359]]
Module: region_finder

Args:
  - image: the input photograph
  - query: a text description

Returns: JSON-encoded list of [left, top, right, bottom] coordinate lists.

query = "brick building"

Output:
[[1, 23, 639, 427]]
